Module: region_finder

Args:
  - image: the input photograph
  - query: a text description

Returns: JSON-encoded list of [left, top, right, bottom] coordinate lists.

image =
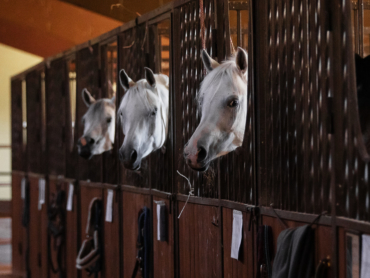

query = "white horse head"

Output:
[[184, 47, 248, 171], [118, 67, 169, 170], [77, 88, 116, 159]]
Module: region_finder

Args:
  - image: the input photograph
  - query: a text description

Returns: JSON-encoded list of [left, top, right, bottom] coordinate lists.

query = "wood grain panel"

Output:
[[338, 227, 346, 278], [28, 176, 42, 278], [222, 208, 254, 278], [153, 197, 174, 278], [11, 173, 26, 276], [102, 187, 120, 278], [178, 202, 221, 278], [79, 184, 103, 278], [64, 180, 80, 278], [122, 191, 151, 278]]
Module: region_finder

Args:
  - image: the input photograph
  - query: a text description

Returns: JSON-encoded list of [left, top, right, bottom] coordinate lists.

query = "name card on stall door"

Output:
[[38, 178, 46, 210], [156, 202, 167, 241], [21, 178, 26, 200], [105, 189, 114, 222], [361, 234, 370, 278], [231, 210, 243, 260], [66, 183, 74, 211]]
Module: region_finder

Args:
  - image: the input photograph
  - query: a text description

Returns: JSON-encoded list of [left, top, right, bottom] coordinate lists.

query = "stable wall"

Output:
[[0, 44, 42, 200]]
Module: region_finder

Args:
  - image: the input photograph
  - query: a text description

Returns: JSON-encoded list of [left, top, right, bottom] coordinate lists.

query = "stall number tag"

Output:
[[105, 189, 114, 222], [21, 178, 26, 200], [38, 178, 46, 210], [231, 210, 243, 260], [66, 183, 74, 211]]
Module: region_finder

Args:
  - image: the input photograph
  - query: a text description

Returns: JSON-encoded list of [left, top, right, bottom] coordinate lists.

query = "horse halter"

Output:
[[76, 197, 103, 277]]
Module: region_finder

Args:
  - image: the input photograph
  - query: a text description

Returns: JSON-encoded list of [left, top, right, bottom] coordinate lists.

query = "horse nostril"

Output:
[[130, 150, 137, 163], [89, 138, 95, 145], [197, 146, 207, 163]]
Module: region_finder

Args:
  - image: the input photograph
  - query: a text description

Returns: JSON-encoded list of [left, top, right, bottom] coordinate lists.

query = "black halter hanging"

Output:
[[47, 189, 65, 278]]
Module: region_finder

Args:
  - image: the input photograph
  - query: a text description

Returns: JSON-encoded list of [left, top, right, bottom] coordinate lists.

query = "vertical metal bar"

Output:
[[359, 0, 364, 56]]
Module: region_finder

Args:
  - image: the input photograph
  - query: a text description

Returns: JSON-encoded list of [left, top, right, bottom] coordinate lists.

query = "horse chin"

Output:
[[189, 163, 210, 172]]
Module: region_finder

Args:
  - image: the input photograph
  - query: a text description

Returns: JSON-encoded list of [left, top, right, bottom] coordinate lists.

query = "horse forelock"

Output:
[[196, 58, 247, 111], [119, 80, 159, 114]]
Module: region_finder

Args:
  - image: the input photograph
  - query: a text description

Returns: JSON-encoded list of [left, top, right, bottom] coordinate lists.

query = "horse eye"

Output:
[[228, 99, 239, 108], [107, 117, 112, 123]]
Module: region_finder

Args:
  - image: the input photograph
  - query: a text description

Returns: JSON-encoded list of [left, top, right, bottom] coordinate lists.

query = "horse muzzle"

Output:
[[119, 147, 141, 170], [78, 136, 95, 160], [184, 143, 210, 172]]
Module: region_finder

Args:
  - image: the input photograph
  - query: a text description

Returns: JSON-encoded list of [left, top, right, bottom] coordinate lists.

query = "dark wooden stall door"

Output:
[[48, 177, 79, 278], [102, 187, 120, 278], [64, 179, 80, 278], [178, 202, 221, 278], [222, 208, 254, 277], [79, 183, 103, 278], [152, 197, 174, 278], [28, 175, 48, 278], [11, 173, 26, 276], [121, 191, 151, 278], [46, 58, 67, 176]]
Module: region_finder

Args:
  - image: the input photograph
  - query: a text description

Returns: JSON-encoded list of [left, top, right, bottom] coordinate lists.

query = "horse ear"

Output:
[[82, 88, 96, 107], [119, 69, 135, 91], [144, 67, 156, 87], [201, 49, 219, 73], [236, 47, 248, 76]]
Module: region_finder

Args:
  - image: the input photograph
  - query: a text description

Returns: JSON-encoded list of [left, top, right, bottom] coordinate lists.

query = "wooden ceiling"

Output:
[[61, 0, 172, 23], [0, 0, 122, 57]]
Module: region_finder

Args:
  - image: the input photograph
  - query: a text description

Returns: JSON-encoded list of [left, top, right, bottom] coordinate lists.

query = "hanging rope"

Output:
[[177, 171, 194, 219]]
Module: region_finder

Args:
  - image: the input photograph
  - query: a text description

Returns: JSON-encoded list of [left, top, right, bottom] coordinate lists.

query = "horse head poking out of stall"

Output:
[[77, 89, 116, 159], [184, 47, 248, 172], [118, 68, 169, 170]]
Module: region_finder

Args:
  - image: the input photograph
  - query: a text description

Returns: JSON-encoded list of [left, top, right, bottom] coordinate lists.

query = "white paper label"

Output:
[[157, 203, 161, 241], [66, 183, 74, 211], [38, 178, 45, 210], [346, 233, 360, 278], [361, 234, 370, 278], [105, 189, 114, 222], [21, 178, 26, 200], [231, 210, 243, 260]]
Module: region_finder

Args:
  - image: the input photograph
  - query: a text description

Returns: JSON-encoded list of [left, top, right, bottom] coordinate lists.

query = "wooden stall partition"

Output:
[[152, 196, 174, 278], [121, 190, 151, 277], [261, 215, 333, 277], [11, 78, 25, 172], [11, 172, 27, 277], [26, 69, 44, 174], [100, 39, 119, 185], [172, 0, 219, 198], [27, 174, 48, 278], [48, 176, 80, 278], [177, 201, 221, 278], [117, 26, 149, 188], [222, 208, 254, 278], [76, 45, 103, 183], [79, 182, 104, 278], [102, 185, 120, 278]]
